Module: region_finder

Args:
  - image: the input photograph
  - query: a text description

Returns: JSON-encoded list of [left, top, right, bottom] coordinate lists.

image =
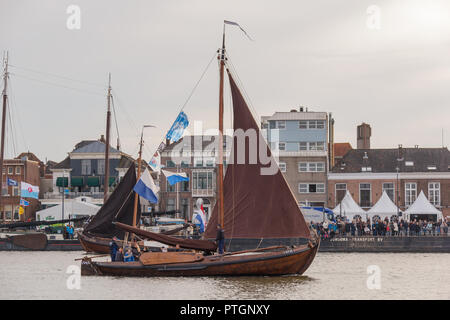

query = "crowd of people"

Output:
[[310, 216, 450, 240], [109, 237, 142, 262]]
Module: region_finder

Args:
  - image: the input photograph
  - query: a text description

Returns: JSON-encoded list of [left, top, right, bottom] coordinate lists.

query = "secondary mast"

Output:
[[0, 52, 9, 219], [104, 73, 112, 203]]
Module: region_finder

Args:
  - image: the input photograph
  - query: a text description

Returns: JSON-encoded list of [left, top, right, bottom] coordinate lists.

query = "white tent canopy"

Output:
[[333, 190, 366, 221], [37, 200, 100, 221], [404, 191, 443, 221], [367, 191, 402, 220]]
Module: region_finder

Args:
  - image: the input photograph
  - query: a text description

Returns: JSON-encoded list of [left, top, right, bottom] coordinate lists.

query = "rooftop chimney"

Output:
[[357, 123, 371, 149], [100, 134, 105, 143]]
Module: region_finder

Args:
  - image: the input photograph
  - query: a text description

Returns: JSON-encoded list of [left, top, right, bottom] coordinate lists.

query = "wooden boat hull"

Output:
[[78, 232, 115, 254], [82, 242, 319, 277]]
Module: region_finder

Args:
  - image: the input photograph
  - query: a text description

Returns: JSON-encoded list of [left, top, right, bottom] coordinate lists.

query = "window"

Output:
[[428, 182, 440, 206], [316, 121, 325, 129], [180, 176, 189, 192], [299, 183, 308, 193], [15, 167, 21, 175], [166, 160, 176, 168], [298, 162, 308, 172], [405, 161, 414, 167], [278, 142, 286, 151], [309, 121, 317, 129], [276, 121, 286, 129], [180, 198, 189, 219], [192, 171, 214, 191], [205, 159, 214, 167], [97, 159, 105, 175], [7, 167, 13, 175], [167, 198, 175, 211], [335, 183, 347, 206], [181, 161, 190, 168], [316, 162, 325, 172], [382, 183, 395, 202], [195, 159, 203, 167], [299, 142, 307, 151], [167, 182, 175, 192], [81, 160, 91, 175], [13, 186, 19, 196], [299, 121, 308, 129], [361, 166, 372, 172], [279, 162, 286, 172], [427, 165, 437, 171], [405, 182, 417, 207], [359, 183, 371, 207]]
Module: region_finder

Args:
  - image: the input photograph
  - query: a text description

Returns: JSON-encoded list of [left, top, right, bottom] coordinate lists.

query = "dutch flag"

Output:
[[133, 169, 159, 204], [161, 169, 189, 186]]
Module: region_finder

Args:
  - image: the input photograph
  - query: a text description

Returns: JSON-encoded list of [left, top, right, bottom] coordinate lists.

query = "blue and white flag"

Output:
[[161, 169, 189, 186], [20, 198, 29, 207], [7, 178, 18, 186], [165, 111, 189, 144], [20, 182, 39, 199], [133, 168, 159, 204]]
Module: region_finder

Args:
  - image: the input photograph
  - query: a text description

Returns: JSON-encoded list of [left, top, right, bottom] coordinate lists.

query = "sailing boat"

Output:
[[81, 23, 319, 276]]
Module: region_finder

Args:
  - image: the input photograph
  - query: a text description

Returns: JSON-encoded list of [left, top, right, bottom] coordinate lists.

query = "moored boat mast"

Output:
[[217, 24, 226, 228], [0, 52, 9, 219]]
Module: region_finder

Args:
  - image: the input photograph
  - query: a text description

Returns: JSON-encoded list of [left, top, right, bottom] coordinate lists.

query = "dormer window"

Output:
[[427, 165, 437, 171], [405, 161, 414, 167], [361, 166, 372, 172]]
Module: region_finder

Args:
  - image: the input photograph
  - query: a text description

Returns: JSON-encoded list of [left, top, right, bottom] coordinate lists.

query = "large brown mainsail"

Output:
[[205, 71, 311, 240]]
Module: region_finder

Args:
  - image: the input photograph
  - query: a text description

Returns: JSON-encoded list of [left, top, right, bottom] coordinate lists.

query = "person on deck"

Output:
[[115, 247, 124, 262], [109, 237, 119, 262], [124, 248, 135, 262], [216, 224, 225, 254]]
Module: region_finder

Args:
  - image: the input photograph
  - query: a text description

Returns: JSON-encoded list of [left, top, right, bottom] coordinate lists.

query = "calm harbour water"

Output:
[[1, 251, 449, 300]]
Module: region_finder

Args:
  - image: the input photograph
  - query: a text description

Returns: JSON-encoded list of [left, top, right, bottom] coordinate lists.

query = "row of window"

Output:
[[279, 162, 326, 173], [166, 159, 216, 168], [278, 141, 326, 151], [299, 183, 325, 194], [2, 166, 21, 175], [335, 182, 441, 207], [270, 120, 326, 130]]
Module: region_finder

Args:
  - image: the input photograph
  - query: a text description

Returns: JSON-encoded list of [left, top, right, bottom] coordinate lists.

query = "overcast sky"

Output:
[[1, 0, 450, 163]]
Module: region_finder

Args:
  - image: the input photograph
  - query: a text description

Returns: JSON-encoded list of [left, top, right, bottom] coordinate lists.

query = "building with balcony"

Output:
[[261, 107, 332, 207], [159, 135, 231, 221], [41, 136, 142, 209]]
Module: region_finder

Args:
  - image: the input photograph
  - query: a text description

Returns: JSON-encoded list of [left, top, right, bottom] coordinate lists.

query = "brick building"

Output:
[[328, 146, 450, 219], [0, 157, 40, 222]]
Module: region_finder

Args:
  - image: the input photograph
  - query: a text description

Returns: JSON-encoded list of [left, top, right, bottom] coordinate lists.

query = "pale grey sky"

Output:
[[1, 0, 449, 163]]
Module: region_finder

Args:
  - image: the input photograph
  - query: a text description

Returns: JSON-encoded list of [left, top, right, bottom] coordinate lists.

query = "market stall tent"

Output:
[[367, 191, 402, 221], [333, 190, 366, 221], [404, 191, 443, 221]]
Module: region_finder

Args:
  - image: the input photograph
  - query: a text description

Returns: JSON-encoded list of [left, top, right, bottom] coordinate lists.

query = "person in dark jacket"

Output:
[[115, 247, 124, 262], [216, 224, 225, 254], [109, 236, 119, 262]]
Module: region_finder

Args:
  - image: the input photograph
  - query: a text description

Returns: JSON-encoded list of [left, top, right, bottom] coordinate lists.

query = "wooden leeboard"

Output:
[[139, 252, 204, 266]]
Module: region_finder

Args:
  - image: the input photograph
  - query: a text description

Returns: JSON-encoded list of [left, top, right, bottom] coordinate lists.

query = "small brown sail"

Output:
[[83, 163, 141, 239], [205, 71, 311, 240]]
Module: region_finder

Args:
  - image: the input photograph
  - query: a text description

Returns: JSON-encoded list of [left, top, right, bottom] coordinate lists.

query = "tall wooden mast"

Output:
[[0, 52, 9, 218], [104, 73, 112, 203], [132, 129, 144, 229], [217, 26, 226, 228]]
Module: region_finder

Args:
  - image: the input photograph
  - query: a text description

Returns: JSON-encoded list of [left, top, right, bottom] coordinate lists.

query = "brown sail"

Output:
[[205, 71, 311, 240]]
